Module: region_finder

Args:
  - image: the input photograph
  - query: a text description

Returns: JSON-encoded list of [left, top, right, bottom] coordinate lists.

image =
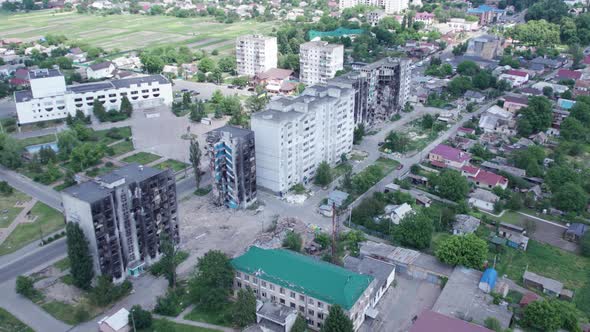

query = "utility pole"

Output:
[[131, 308, 136, 332]]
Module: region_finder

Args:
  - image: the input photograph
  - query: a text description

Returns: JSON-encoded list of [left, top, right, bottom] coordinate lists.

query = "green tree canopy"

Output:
[[396, 210, 434, 250], [66, 222, 94, 290], [551, 182, 588, 212], [435, 234, 488, 269], [232, 288, 257, 327], [433, 169, 469, 202], [314, 161, 332, 186], [321, 305, 353, 332], [189, 250, 234, 311]]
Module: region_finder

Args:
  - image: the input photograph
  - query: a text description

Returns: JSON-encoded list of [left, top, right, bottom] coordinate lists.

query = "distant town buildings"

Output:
[[14, 69, 173, 125], [62, 164, 179, 282], [206, 126, 257, 209], [235, 34, 278, 76], [251, 84, 354, 194], [329, 57, 411, 126], [465, 34, 503, 60], [299, 41, 344, 86], [338, 0, 411, 14]]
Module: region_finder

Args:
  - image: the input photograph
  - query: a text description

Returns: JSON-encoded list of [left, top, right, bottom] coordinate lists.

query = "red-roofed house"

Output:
[[520, 292, 540, 307], [9, 68, 29, 87], [429, 144, 471, 169], [556, 69, 582, 81], [410, 310, 493, 332], [575, 79, 590, 97], [499, 69, 529, 87], [472, 169, 508, 189], [415, 12, 435, 26], [253, 68, 296, 94], [503, 95, 528, 113]]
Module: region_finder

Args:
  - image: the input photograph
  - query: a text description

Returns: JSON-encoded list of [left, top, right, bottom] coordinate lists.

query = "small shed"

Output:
[[327, 190, 349, 208], [453, 214, 481, 235], [478, 268, 497, 293], [564, 223, 589, 243], [523, 271, 563, 297], [98, 308, 130, 332]]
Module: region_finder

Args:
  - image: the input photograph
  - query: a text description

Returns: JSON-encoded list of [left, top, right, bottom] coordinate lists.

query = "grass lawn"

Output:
[[154, 159, 189, 172], [109, 140, 134, 156], [184, 303, 233, 327], [0, 202, 64, 256], [17, 134, 57, 147], [493, 239, 590, 315], [0, 307, 33, 332], [0, 11, 277, 53], [332, 163, 352, 180], [0, 188, 30, 228], [429, 232, 452, 254], [374, 157, 400, 172], [53, 257, 70, 272], [122, 152, 162, 165], [41, 301, 80, 325], [94, 126, 132, 145], [140, 319, 221, 332]]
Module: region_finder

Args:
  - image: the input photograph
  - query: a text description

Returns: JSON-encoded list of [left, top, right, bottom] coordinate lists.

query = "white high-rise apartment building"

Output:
[[339, 0, 409, 14], [299, 41, 344, 86], [251, 85, 354, 194], [235, 34, 278, 76]]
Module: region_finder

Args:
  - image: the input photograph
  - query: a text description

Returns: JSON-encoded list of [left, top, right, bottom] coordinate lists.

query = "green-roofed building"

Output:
[[231, 246, 375, 331]]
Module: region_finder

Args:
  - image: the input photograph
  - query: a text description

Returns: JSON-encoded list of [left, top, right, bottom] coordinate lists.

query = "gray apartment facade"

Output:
[[206, 125, 257, 209], [329, 57, 411, 126], [62, 164, 179, 282]]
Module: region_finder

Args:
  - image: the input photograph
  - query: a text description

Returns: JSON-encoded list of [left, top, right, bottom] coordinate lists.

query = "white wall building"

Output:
[[86, 61, 116, 80], [14, 69, 173, 125], [251, 85, 355, 194], [299, 41, 344, 86], [236, 34, 278, 76], [340, 0, 409, 14]]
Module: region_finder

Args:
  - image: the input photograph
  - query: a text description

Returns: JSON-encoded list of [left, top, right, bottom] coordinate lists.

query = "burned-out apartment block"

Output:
[[330, 57, 411, 126], [62, 163, 179, 282], [206, 125, 257, 209]]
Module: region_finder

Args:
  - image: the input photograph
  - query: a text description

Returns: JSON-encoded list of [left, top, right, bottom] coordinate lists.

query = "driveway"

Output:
[[360, 275, 442, 332], [517, 212, 578, 253]]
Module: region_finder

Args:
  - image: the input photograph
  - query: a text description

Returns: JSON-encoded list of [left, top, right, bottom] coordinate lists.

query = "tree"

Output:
[[140, 53, 164, 74], [560, 117, 588, 142], [129, 305, 152, 330], [291, 314, 308, 332], [581, 232, 590, 257], [245, 86, 270, 113], [0, 181, 13, 195], [283, 231, 303, 252], [435, 234, 488, 269], [120, 96, 133, 117], [448, 76, 473, 97], [314, 161, 332, 186], [457, 61, 480, 76], [552, 183, 588, 212], [232, 288, 257, 327], [396, 210, 434, 250], [189, 138, 202, 188], [0, 133, 23, 169], [353, 124, 365, 144], [522, 300, 563, 332], [507, 20, 560, 47], [484, 317, 502, 332], [188, 250, 234, 311], [211, 90, 224, 104], [517, 96, 552, 135], [199, 57, 215, 73], [383, 131, 411, 153], [57, 130, 81, 160], [93, 98, 107, 122], [15, 275, 35, 298], [433, 169, 469, 202], [217, 56, 236, 73], [190, 101, 205, 122], [321, 305, 353, 332], [66, 222, 94, 290], [70, 143, 106, 172], [159, 233, 178, 288]]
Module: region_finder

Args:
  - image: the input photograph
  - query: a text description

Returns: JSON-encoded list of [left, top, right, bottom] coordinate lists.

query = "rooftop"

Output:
[[556, 69, 582, 80], [504, 69, 528, 78], [209, 125, 253, 138], [430, 144, 471, 163], [474, 169, 508, 186], [29, 68, 62, 79], [256, 68, 294, 81], [453, 214, 481, 234], [89, 61, 114, 71], [343, 256, 395, 293], [469, 188, 499, 203], [410, 310, 493, 332], [503, 95, 528, 105], [567, 223, 589, 237], [257, 301, 296, 325], [232, 247, 374, 309], [523, 271, 563, 294], [433, 267, 513, 330]]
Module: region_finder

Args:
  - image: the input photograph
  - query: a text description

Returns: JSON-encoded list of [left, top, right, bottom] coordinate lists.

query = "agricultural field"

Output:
[[0, 11, 278, 53]]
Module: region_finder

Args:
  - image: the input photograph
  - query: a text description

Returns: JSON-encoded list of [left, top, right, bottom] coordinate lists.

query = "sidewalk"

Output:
[[153, 312, 237, 332], [0, 198, 37, 245]]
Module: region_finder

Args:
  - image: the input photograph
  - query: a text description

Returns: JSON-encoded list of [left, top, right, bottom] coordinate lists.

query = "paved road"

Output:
[[0, 238, 66, 283], [0, 165, 62, 211]]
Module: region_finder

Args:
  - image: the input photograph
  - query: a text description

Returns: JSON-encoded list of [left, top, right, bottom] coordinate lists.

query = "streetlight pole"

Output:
[[130, 308, 136, 332]]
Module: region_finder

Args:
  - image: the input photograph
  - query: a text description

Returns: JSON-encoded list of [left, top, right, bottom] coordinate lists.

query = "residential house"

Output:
[[480, 161, 526, 178], [462, 166, 508, 190], [530, 56, 566, 70], [414, 12, 435, 26], [574, 79, 590, 97], [468, 188, 499, 212], [556, 69, 582, 81], [457, 127, 476, 136], [407, 173, 429, 186], [532, 81, 568, 94], [86, 61, 115, 80], [478, 105, 515, 135], [0, 63, 24, 77], [9, 68, 30, 87], [502, 95, 528, 113], [385, 203, 412, 225], [464, 90, 485, 103], [410, 310, 494, 332], [523, 271, 563, 297], [498, 223, 529, 250], [55, 47, 76, 62], [498, 69, 529, 87], [520, 87, 543, 96], [452, 214, 481, 235], [564, 223, 589, 243], [428, 144, 471, 169], [112, 56, 142, 70], [549, 109, 570, 135], [253, 68, 296, 94], [162, 65, 179, 77], [231, 247, 376, 331], [438, 18, 479, 33]]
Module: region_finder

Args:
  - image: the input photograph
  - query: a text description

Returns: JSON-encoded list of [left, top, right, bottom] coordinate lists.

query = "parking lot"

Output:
[[172, 80, 253, 101], [359, 275, 442, 332]]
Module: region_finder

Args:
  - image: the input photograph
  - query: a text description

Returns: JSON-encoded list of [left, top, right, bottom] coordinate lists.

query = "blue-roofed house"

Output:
[[467, 5, 505, 25], [478, 268, 497, 293]]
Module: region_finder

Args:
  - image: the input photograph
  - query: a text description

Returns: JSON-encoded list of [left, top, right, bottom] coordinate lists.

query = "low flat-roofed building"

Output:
[[344, 255, 395, 311], [432, 267, 513, 330], [410, 309, 493, 332], [523, 271, 563, 297], [453, 214, 481, 235]]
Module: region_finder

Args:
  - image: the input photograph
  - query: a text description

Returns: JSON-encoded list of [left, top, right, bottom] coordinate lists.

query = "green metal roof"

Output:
[[231, 247, 374, 310]]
